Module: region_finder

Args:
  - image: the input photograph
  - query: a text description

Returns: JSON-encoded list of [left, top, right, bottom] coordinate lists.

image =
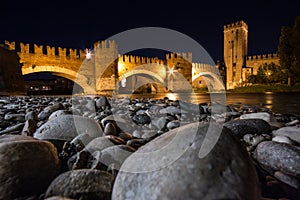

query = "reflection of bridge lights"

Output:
[[85, 49, 92, 59]]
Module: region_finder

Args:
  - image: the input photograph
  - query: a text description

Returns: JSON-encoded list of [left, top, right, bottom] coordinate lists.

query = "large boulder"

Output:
[[112, 122, 260, 200], [272, 126, 300, 144], [0, 135, 60, 199]]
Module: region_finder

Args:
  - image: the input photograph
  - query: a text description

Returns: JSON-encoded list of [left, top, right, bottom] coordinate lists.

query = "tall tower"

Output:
[[224, 21, 248, 89]]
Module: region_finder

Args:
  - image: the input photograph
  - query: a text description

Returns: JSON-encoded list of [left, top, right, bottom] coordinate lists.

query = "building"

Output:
[[0, 45, 25, 95], [224, 20, 280, 89]]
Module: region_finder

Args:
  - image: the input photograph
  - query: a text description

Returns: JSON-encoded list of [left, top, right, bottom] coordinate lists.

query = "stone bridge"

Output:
[[4, 40, 225, 94]]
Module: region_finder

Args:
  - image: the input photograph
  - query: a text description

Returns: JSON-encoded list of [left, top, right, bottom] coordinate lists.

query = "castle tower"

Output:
[[224, 20, 248, 89], [93, 40, 118, 92]]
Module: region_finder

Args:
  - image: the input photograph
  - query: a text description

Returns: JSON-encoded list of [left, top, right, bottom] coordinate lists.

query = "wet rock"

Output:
[[21, 119, 37, 136], [112, 122, 260, 200], [243, 134, 271, 150], [38, 110, 51, 121], [240, 112, 276, 122], [224, 119, 271, 139], [272, 135, 295, 145], [274, 171, 300, 189], [45, 169, 114, 200], [34, 115, 103, 141], [0, 122, 25, 135], [159, 106, 182, 114], [0, 135, 60, 199], [48, 110, 72, 121], [272, 126, 300, 144], [104, 122, 118, 136], [99, 145, 135, 170], [254, 141, 300, 176], [4, 113, 25, 122], [166, 120, 181, 130], [85, 137, 115, 153], [132, 114, 151, 125], [96, 96, 110, 110]]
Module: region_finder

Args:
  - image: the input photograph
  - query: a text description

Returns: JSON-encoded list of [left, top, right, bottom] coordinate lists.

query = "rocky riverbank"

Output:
[[0, 96, 299, 200]]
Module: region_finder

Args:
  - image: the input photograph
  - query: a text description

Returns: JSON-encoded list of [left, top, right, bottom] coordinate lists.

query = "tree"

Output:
[[278, 16, 300, 85]]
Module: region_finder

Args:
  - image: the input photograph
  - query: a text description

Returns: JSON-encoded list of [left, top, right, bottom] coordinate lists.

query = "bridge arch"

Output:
[[22, 66, 95, 94], [192, 72, 225, 91]]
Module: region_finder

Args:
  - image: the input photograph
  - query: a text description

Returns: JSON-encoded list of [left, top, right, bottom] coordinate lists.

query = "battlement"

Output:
[[118, 54, 163, 65], [4, 40, 85, 59], [192, 63, 218, 73], [166, 52, 192, 62], [247, 53, 279, 61], [224, 20, 248, 30], [93, 40, 117, 49]]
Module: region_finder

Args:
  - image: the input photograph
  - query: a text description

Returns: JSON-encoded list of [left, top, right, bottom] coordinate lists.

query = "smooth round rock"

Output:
[[34, 115, 103, 141], [272, 126, 300, 144], [85, 137, 115, 153], [45, 169, 114, 200], [0, 135, 60, 199], [224, 119, 271, 139], [254, 141, 300, 176], [112, 122, 260, 200]]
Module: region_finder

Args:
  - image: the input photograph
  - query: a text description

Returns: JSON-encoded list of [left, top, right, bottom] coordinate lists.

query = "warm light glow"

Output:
[[169, 68, 174, 75], [118, 62, 125, 71], [85, 49, 92, 59]]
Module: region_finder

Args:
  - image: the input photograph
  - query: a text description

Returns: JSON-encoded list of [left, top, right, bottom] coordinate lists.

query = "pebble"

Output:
[[224, 118, 272, 139], [45, 169, 114, 200]]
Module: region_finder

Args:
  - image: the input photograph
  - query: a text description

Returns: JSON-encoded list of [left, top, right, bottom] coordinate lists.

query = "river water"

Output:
[[116, 92, 300, 115]]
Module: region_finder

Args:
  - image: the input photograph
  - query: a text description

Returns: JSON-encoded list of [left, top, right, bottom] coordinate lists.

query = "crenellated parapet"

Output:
[[3, 41, 85, 59], [224, 20, 248, 30], [93, 40, 117, 49], [166, 52, 192, 63], [192, 63, 219, 75], [247, 53, 279, 61], [118, 55, 163, 65], [246, 53, 280, 75]]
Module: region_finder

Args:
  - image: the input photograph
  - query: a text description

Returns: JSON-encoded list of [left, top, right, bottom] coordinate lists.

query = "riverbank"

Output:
[[227, 84, 300, 93], [0, 96, 299, 199]]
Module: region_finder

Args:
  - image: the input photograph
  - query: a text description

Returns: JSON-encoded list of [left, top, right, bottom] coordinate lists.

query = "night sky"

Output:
[[1, 0, 299, 62]]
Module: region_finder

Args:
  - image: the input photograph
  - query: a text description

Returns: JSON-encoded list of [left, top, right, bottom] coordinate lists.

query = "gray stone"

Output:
[[272, 126, 300, 144], [100, 145, 135, 169], [85, 137, 115, 153], [48, 110, 72, 121], [274, 171, 300, 189], [272, 135, 295, 145], [240, 112, 276, 122], [45, 169, 114, 200], [132, 114, 151, 125], [166, 120, 180, 130], [254, 141, 300, 176], [159, 106, 182, 114], [224, 119, 271, 139], [112, 122, 260, 200], [34, 115, 103, 141], [96, 96, 110, 110], [0, 135, 60, 199], [0, 122, 25, 135]]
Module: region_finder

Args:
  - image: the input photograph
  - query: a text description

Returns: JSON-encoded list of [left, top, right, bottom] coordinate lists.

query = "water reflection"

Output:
[[120, 92, 300, 114]]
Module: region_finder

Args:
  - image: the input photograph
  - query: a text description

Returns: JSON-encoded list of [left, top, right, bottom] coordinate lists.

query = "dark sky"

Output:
[[1, 0, 299, 62]]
